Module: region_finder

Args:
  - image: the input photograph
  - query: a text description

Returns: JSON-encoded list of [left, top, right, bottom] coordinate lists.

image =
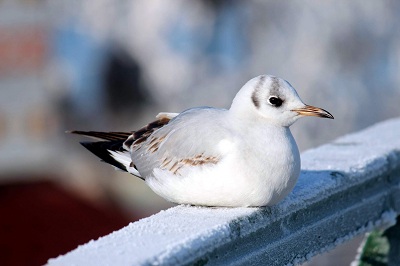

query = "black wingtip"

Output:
[[66, 130, 83, 134], [66, 130, 132, 141], [80, 141, 128, 172]]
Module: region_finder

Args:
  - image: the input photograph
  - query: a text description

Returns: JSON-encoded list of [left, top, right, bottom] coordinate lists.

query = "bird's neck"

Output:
[[228, 111, 290, 137], [229, 106, 290, 129]]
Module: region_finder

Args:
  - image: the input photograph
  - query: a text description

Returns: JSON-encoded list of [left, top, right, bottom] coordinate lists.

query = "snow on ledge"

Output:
[[48, 118, 400, 266]]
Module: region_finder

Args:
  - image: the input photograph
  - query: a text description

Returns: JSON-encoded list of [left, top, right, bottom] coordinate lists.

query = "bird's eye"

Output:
[[268, 96, 283, 107]]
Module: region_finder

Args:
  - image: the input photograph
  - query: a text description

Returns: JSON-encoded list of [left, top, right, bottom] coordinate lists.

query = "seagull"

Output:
[[70, 75, 333, 207]]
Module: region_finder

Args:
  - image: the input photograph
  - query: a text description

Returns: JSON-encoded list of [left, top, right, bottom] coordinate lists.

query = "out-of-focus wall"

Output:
[[0, 1, 62, 179]]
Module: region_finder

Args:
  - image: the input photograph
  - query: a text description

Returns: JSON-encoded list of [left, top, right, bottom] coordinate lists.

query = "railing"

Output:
[[47, 118, 400, 266]]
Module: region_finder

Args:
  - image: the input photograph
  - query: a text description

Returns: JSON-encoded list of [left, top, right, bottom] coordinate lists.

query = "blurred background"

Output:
[[1, 0, 399, 265]]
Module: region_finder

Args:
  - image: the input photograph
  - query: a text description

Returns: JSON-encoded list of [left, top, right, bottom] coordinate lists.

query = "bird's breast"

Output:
[[235, 126, 300, 205]]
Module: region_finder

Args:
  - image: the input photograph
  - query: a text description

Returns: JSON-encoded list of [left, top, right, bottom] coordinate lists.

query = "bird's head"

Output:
[[230, 75, 334, 127]]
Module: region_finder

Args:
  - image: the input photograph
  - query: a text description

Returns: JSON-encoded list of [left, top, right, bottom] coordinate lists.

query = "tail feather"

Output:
[[69, 130, 143, 179], [80, 140, 143, 179], [80, 140, 127, 171]]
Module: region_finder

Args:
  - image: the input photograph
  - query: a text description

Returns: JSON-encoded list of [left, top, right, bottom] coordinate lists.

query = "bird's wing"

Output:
[[127, 107, 233, 178]]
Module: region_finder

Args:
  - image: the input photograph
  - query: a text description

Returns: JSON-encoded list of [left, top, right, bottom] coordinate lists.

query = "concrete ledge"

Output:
[[48, 118, 400, 266]]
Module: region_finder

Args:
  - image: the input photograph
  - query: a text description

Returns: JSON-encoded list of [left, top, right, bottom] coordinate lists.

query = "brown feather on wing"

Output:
[[161, 153, 220, 175], [124, 117, 172, 150]]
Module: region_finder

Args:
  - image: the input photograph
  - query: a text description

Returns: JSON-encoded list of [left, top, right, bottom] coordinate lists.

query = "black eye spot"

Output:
[[269, 96, 283, 107]]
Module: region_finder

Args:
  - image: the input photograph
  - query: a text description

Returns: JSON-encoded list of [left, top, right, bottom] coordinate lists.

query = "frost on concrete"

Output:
[[48, 118, 400, 266], [48, 206, 257, 266]]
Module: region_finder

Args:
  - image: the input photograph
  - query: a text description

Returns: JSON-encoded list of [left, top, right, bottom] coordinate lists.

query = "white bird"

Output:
[[70, 75, 333, 207]]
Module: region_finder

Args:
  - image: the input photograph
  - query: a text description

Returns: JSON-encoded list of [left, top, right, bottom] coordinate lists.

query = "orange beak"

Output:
[[292, 105, 334, 119]]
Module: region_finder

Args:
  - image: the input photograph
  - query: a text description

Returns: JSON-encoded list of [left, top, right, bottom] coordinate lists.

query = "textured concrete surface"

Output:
[[48, 118, 400, 266]]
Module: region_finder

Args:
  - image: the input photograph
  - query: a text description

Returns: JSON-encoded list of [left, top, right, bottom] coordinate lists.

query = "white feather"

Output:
[[109, 150, 141, 177]]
